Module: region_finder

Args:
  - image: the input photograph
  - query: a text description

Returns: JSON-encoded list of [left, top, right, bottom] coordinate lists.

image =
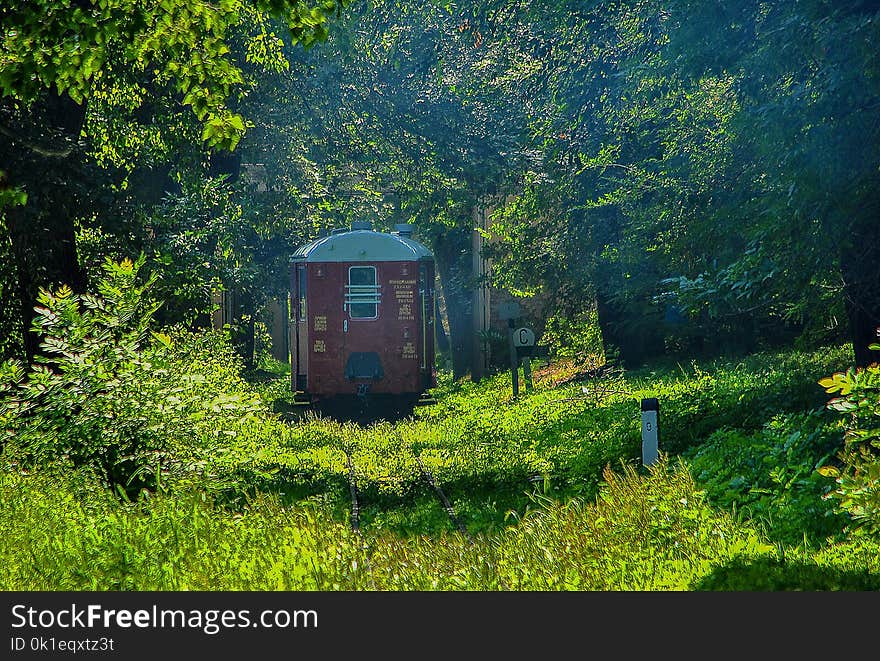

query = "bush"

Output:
[[684, 411, 848, 545], [0, 256, 265, 497], [0, 256, 171, 495], [818, 339, 880, 532]]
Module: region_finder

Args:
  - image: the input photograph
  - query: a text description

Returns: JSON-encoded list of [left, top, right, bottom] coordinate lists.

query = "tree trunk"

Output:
[[432, 226, 474, 380], [1, 92, 88, 360], [840, 214, 880, 368], [434, 293, 450, 353]]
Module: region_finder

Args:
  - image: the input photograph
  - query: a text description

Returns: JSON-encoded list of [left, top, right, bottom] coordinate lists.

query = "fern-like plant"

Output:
[[818, 332, 880, 532]]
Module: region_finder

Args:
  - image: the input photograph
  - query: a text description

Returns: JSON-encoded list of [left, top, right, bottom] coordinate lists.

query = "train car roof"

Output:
[[291, 225, 434, 263]]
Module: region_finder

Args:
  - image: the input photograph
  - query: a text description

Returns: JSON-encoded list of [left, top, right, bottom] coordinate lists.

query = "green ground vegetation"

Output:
[[2, 262, 879, 591]]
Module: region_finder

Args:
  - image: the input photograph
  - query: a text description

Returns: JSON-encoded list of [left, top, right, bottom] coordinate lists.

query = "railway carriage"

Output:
[[289, 220, 437, 410]]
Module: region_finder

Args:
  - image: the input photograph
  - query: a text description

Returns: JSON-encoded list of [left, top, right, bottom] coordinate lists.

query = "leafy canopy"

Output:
[[0, 0, 350, 149]]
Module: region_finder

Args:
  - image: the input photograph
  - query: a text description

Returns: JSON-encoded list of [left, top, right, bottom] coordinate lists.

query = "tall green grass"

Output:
[[3, 337, 875, 590], [204, 343, 854, 535], [3, 458, 878, 591]]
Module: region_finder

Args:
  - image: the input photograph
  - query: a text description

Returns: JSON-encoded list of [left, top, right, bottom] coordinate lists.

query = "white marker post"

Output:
[[641, 398, 660, 467]]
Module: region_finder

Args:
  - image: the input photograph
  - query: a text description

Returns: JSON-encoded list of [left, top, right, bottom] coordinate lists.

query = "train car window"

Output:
[[346, 266, 379, 319], [297, 266, 307, 320]]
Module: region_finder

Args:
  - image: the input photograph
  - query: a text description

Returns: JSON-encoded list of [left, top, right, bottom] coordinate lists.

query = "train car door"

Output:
[[342, 264, 384, 392], [292, 263, 309, 392], [307, 262, 344, 395]]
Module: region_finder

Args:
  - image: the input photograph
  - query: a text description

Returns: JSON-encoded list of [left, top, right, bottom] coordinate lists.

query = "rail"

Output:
[[343, 449, 377, 589]]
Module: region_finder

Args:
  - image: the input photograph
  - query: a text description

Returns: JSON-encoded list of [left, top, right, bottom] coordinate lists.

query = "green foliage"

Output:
[[2, 334, 878, 590], [691, 553, 880, 591], [0, 457, 771, 590], [459, 0, 879, 360], [541, 311, 604, 361], [0, 469, 366, 590], [4, 454, 879, 591], [0, 256, 165, 494], [0, 0, 350, 150], [818, 345, 880, 532], [184, 342, 851, 538], [0, 257, 265, 496], [684, 411, 847, 546], [147, 177, 246, 324], [498, 459, 773, 590], [145, 174, 312, 328], [0, 181, 27, 210]]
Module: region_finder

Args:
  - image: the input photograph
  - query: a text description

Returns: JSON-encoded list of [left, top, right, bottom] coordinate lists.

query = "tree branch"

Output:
[[0, 121, 78, 158]]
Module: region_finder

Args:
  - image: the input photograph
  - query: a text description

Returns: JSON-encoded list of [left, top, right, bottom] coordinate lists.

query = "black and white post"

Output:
[[507, 318, 519, 399], [498, 302, 522, 400], [640, 398, 660, 467], [513, 326, 536, 392]]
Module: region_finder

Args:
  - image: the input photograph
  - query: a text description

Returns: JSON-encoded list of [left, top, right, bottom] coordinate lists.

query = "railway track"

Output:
[[414, 454, 473, 543], [341, 446, 473, 545], [280, 411, 471, 546]]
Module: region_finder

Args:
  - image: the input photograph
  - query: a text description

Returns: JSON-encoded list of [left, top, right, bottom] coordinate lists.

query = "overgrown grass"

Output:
[[211, 343, 853, 536], [11, 457, 876, 591], [2, 330, 875, 590], [4, 457, 878, 591]]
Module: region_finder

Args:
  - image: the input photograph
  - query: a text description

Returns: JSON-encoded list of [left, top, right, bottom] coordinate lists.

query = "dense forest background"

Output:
[[3, 0, 880, 595], [2, 0, 878, 373]]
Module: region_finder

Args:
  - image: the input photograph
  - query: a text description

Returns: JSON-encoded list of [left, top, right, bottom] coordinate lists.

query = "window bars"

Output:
[[346, 266, 380, 319]]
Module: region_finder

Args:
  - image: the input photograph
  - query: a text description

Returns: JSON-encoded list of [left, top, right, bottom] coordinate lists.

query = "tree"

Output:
[[231, 0, 539, 377], [482, 0, 880, 366], [0, 0, 349, 360], [655, 0, 880, 365]]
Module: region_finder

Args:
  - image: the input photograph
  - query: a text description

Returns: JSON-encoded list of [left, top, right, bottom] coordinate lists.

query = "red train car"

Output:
[[289, 220, 437, 409]]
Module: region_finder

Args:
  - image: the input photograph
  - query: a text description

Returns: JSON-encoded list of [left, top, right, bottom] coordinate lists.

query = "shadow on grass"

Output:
[[692, 556, 880, 591]]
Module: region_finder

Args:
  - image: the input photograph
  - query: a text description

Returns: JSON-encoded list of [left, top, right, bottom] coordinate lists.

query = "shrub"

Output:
[[684, 411, 847, 545], [0, 256, 171, 495], [818, 337, 880, 532], [0, 256, 265, 497]]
